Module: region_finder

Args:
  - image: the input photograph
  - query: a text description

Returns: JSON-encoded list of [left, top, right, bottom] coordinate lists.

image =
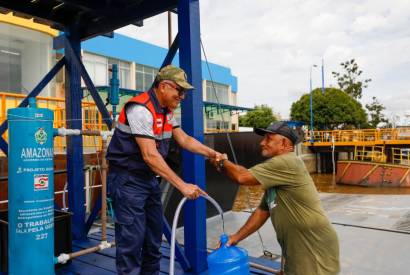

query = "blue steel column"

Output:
[[64, 31, 86, 240], [178, 0, 207, 273]]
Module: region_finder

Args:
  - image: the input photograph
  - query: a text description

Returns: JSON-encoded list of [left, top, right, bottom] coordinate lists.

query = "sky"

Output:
[[117, 0, 410, 123]]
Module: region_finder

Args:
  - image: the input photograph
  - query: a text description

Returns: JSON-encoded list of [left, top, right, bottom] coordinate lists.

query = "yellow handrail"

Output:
[[305, 128, 410, 145], [391, 148, 410, 165], [354, 146, 386, 163], [0, 92, 104, 154]]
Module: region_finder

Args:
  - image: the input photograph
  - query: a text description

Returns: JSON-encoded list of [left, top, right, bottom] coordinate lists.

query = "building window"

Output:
[[0, 23, 53, 95], [0, 47, 21, 92], [136, 64, 158, 91], [206, 119, 229, 130], [108, 58, 131, 89], [83, 52, 108, 86], [206, 81, 229, 105]]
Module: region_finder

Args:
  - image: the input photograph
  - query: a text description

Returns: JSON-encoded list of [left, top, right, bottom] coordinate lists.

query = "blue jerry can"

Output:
[[207, 234, 250, 275]]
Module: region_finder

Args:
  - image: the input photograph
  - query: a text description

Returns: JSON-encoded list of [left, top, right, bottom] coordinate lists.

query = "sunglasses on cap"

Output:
[[162, 80, 187, 97]]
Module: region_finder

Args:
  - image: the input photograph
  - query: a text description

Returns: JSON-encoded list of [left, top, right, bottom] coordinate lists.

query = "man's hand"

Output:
[[207, 150, 224, 160], [215, 233, 240, 249], [209, 152, 228, 166], [180, 183, 207, 199], [209, 153, 228, 171]]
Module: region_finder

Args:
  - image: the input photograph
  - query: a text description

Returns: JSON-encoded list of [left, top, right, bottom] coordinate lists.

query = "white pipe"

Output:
[[56, 127, 81, 136], [62, 182, 68, 210], [85, 168, 90, 213], [170, 194, 225, 275], [55, 241, 115, 264], [54, 127, 114, 138], [170, 197, 187, 275]]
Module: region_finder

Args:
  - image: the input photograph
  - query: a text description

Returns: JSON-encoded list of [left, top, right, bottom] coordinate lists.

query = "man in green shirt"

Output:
[[213, 122, 340, 275]]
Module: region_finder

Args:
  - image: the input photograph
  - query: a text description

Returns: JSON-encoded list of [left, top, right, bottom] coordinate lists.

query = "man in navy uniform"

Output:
[[106, 65, 221, 274]]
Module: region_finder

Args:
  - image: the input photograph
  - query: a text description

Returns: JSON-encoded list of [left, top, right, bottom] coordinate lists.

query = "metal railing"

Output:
[[0, 92, 105, 155], [354, 146, 386, 163], [305, 128, 410, 146], [391, 148, 410, 165]]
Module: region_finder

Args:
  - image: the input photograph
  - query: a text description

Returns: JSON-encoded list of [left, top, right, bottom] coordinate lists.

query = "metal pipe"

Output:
[[100, 137, 108, 241], [55, 241, 115, 264], [249, 262, 282, 274], [71, 241, 114, 258], [170, 195, 225, 275], [168, 11, 172, 48], [332, 222, 410, 235]]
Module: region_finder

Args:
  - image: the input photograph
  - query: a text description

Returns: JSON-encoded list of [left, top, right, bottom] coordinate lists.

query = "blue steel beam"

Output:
[[0, 57, 66, 155], [163, 217, 191, 271], [62, 36, 113, 129], [178, 0, 207, 273], [64, 32, 87, 240], [160, 33, 179, 69], [85, 195, 102, 234]]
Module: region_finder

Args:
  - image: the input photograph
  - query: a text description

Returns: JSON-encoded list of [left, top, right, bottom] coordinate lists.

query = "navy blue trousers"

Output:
[[107, 169, 163, 275]]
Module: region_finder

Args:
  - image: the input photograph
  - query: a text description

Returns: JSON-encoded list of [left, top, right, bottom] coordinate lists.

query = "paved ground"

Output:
[[176, 193, 410, 274]]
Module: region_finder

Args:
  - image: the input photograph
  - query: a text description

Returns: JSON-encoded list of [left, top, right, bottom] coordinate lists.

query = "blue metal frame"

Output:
[[62, 35, 113, 130], [85, 195, 102, 234], [64, 32, 87, 240], [161, 33, 179, 68], [0, 57, 66, 155], [178, 0, 207, 273], [2, 0, 207, 272]]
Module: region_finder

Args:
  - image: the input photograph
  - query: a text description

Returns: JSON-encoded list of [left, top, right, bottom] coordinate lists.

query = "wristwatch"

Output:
[[217, 159, 226, 171]]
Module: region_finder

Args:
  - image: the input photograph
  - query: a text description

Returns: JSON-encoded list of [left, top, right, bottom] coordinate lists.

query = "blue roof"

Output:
[[81, 33, 238, 92]]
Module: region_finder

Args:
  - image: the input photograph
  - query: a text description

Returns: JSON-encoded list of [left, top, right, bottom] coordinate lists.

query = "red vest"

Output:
[[107, 90, 175, 173], [117, 91, 174, 139]]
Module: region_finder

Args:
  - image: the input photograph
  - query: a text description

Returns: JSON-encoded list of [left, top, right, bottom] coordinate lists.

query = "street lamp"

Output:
[[310, 64, 318, 143], [321, 58, 325, 94]]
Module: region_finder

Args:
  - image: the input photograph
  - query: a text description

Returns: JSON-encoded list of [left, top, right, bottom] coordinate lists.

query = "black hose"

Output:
[[332, 222, 410, 235]]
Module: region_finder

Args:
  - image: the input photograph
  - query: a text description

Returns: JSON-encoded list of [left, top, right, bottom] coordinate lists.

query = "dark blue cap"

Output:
[[254, 121, 303, 144]]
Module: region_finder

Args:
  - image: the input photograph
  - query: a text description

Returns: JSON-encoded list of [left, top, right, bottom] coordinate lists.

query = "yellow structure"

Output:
[[304, 129, 410, 147], [354, 146, 386, 163], [0, 92, 103, 155], [0, 12, 58, 37]]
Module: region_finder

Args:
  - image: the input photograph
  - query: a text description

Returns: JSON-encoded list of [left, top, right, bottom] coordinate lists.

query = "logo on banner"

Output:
[[34, 174, 49, 191], [35, 128, 47, 145]]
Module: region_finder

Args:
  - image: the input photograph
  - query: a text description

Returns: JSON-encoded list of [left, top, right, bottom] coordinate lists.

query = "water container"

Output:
[[8, 98, 54, 275], [207, 234, 250, 275]]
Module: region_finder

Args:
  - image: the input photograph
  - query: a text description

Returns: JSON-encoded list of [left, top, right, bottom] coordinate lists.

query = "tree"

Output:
[[332, 59, 371, 99], [366, 96, 388, 128], [290, 88, 368, 129], [239, 105, 277, 128]]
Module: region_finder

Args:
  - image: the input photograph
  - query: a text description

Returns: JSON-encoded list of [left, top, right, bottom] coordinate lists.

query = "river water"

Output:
[[232, 173, 410, 211]]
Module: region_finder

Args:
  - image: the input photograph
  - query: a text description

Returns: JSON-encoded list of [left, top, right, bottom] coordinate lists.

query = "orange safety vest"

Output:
[[106, 90, 176, 173]]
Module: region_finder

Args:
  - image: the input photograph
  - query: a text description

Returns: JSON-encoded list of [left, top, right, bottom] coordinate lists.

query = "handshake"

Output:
[[208, 151, 229, 172]]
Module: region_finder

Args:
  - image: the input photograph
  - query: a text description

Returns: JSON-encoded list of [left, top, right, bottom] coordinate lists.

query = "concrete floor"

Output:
[[176, 193, 410, 274]]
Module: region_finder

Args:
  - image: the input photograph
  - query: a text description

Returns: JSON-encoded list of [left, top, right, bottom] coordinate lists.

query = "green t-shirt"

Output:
[[250, 152, 340, 275], [261, 187, 277, 214]]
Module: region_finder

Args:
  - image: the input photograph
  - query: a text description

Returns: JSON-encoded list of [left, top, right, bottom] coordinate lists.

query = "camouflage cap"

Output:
[[155, 65, 194, 90]]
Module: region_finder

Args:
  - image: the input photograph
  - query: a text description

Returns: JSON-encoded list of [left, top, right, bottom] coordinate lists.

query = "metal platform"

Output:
[[56, 228, 280, 275]]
